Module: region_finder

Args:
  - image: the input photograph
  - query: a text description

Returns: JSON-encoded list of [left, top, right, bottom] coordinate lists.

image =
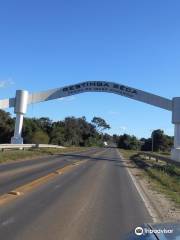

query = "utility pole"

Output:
[[151, 131, 154, 152]]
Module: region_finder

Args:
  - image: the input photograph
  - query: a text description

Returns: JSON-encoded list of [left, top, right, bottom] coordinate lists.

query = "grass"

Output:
[[145, 151, 171, 158], [119, 149, 138, 159], [119, 149, 180, 206], [158, 151, 171, 157], [0, 147, 89, 164]]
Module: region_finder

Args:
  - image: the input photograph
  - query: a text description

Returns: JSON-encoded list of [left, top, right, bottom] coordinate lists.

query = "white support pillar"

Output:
[[171, 97, 180, 162], [11, 90, 29, 144]]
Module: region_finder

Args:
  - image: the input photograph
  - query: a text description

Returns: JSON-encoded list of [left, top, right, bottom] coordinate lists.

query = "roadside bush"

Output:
[[31, 130, 50, 144]]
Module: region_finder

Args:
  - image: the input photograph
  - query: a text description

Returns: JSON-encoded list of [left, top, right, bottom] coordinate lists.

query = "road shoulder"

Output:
[[118, 149, 180, 223]]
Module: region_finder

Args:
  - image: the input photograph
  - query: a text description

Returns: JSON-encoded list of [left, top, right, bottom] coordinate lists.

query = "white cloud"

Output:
[[0, 78, 14, 88]]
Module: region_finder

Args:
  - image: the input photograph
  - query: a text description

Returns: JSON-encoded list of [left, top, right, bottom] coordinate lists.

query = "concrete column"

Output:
[[174, 124, 180, 148], [171, 97, 180, 162], [11, 90, 29, 144]]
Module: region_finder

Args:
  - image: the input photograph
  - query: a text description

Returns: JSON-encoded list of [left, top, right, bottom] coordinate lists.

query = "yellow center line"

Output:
[[0, 149, 105, 206]]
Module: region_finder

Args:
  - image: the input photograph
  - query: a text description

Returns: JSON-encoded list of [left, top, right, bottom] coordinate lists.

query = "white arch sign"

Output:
[[0, 81, 180, 162]]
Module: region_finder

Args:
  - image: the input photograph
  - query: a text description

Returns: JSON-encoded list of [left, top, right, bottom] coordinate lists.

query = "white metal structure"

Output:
[[0, 81, 179, 162], [0, 144, 65, 150]]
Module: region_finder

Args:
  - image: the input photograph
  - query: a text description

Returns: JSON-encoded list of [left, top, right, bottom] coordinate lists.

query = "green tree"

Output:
[[0, 110, 14, 143], [117, 134, 140, 150], [23, 118, 41, 143], [152, 129, 173, 152], [50, 121, 65, 145], [36, 117, 52, 134], [141, 129, 173, 152], [91, 117, 110, 133], [0, 111, 112, 147], [31, 130, 50, 144], [141, 138, 152, 151]]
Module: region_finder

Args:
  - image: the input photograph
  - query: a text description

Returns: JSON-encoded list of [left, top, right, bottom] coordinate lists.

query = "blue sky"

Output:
[[0, 0, 180, 138]]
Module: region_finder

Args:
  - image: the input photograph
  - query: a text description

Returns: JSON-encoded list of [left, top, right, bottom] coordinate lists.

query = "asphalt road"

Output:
[[0, 148, 99, 195], [0, 147, 152, 240]]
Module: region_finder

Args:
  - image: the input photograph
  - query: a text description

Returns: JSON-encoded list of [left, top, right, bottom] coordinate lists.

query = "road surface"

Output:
[[0, 147, 152, 240], [0, 148, 99, 195]]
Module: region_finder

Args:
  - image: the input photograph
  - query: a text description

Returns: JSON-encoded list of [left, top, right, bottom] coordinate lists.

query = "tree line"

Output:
[[0, 109, 173, 152], [0, 110, 111, 147], [113, 129, 173, 152]]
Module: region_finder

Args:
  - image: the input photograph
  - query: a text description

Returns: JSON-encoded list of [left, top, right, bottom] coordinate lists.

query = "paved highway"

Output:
[[0, 148, 152, 240], [0, 148, 99, 195]]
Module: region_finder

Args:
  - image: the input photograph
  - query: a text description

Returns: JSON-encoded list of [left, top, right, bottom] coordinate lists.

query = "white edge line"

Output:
[[117, 149, 160, 223]]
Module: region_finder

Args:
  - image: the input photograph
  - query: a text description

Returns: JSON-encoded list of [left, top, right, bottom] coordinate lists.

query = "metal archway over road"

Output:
[[0, 81, 180, 162]]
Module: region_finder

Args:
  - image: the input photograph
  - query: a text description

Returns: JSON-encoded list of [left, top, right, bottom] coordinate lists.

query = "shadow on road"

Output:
[[58, 152, 139, 169], [60, 153, 121, 162]]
